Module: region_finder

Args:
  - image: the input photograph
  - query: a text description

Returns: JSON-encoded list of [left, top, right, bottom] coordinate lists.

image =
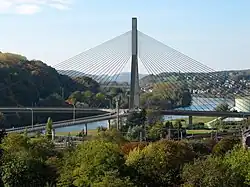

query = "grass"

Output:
[[56, 129, 98, 136], [186, 129, 214, 135], [170, 117, 216, 124]]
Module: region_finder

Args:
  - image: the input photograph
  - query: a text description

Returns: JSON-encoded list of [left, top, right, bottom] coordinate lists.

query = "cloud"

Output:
[[0, 0, 73, 15], [15, 4, 41, 14]]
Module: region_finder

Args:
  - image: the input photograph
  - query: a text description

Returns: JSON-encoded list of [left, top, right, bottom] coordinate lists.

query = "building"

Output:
[[235, 96, 250, 112]]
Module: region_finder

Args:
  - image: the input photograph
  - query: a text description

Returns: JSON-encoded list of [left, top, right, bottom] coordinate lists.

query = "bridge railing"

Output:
[[6, 112, 116, 132]]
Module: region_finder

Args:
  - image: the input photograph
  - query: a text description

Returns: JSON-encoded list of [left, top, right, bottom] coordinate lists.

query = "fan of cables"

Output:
[[138, 31, 248, 112]]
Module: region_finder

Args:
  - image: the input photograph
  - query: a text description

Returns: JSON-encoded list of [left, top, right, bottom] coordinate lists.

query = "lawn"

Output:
[[186, 129, 214, 135], [56, 129, 98, 136], [170, 117, 216, 124]]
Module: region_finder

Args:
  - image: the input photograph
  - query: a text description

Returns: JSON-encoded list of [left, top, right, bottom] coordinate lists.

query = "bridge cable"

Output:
[[138, 31, 238, 111]]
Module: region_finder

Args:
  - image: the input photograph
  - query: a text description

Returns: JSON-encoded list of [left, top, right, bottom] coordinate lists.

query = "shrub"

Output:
[[212, 137, 240, 156]]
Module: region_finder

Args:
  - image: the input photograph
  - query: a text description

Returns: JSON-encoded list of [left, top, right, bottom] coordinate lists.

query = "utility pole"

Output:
[[116, 98, 120, 130]]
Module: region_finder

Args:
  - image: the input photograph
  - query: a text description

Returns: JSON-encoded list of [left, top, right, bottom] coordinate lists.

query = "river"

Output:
[[55, 97, 234, 133]]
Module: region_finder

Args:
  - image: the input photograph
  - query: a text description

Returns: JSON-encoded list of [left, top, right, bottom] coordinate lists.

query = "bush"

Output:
[[187, 140, 211, 157], [212, 137, 240, 156]]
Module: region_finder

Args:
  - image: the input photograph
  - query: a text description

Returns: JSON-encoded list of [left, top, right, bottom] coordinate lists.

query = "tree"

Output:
[[0, 134, 56, 187], [94, 129, 128, 145], [212, 137, 240, 156], [126, 140, 195, 186], [46, 117, 53, 140], [174, 119, 183, 140], [224, 146, 250, 186], [147, 121, 167, 141], [1, 153, 51, 187], [57, 140, 127, 186], [95, 92, 105, 101], [92, 171, 135, 187], [215, 103, 230, 112], [121, 142, 147, 155], [182, 156, 243, 187]]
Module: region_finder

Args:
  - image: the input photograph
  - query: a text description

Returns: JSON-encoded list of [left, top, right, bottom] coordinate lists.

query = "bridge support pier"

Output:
[[188, 116, 193, 126], [85, 123, 88, 136]]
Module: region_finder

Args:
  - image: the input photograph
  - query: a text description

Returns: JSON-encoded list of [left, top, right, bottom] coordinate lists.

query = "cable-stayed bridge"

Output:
[[54, 17, 250, 114], [4, 17, 250, 133]]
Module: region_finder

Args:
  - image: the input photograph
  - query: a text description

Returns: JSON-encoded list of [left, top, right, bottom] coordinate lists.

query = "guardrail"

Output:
[[6, 112, 116, 132]]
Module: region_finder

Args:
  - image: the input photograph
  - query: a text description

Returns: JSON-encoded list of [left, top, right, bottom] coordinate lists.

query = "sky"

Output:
[[1, 0, 250, 74]]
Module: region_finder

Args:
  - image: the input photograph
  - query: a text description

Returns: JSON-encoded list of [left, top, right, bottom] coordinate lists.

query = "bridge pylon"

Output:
[[129, 17, 140, 110]]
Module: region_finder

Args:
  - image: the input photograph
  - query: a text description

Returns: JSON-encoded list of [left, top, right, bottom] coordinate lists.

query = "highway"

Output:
[[7, 112, 129, 133], [0, 107, 116, 113]]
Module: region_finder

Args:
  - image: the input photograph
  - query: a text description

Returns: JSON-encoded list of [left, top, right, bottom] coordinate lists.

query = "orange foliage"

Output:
[[121, 142, 148, 155]]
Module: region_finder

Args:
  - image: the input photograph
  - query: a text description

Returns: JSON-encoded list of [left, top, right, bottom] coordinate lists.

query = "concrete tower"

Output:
[[129, 17, 140, 110]]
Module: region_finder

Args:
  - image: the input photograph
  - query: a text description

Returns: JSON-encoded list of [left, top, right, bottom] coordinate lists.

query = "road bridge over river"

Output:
[[3, 18, 250, 132], [7, 109, 250, 133]]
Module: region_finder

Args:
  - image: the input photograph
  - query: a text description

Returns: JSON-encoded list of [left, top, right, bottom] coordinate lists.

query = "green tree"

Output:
[[57, 140, 127, 186], [95, 92, 105, 101], [215, 103, 230, 112], [0, 133, 56, 187], [182, 156, 243, 187], [126, 140, 195, 186], [94, 129, 128, 145], [212, 137, 240, 156], [147, 122, 167, 141], [92, 171, 135, 187], [46, 117, 53, 140], [224, 146, 250, 185]]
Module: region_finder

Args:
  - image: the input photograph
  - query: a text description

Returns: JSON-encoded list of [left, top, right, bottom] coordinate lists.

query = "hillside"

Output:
[[0, 52, 101, 127], [0, 52, 101, 107], [58, 70, 148, 83], [140, 69, 250, 97], [140, 69, 250, 85]]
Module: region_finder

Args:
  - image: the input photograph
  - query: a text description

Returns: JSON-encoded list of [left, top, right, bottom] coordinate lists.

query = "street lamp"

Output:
[[73, 104, 76, 122], [26, 108, 34, 129]]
